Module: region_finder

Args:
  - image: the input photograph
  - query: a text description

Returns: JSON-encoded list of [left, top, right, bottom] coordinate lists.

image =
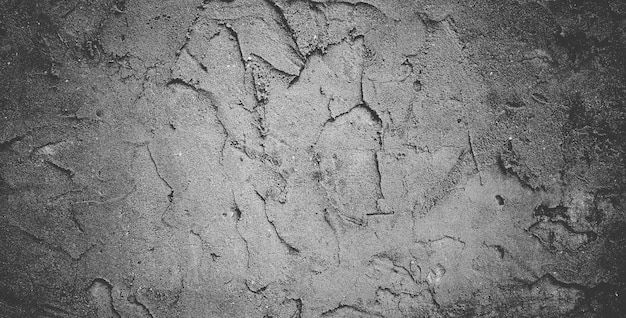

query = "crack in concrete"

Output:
[[235, 225, 251, 269], [253, 106, 269, 139], [250, 52, 300, 80], [127, 294, 155, 318], [429, 288, 441, 310], [528, 219, 598, 251], [222, 21, 256, 90], [255, 190, 300, 255], [229, 141, 281, 167], [318, 102, 383, 131], [377, 286, 441, 314], [374, 254, 423, 285], [321, 304, 385, 317], [2, 219, 94, 261], [467, 129, 483, 186], [314, 104, 385, 221], [68, 208, 85, 233], [165, 79, 231, 164], [146, 144, 174, 201], [0, 135, 25, 151], [288, 297, 303, 318], [527, 273, 589, 293], [416, 235, 466, 247], [263, 0, 306, 61], [311, 98, 334, 147], [73, 183, 137, 206], [177, 8, 214, 56], [232, 192, 251, 269], [483, 242, 507, 259], [323, 208, 342, 265], [184, 47, 209, 73], [90, 278, 121, 318], [247, 57, 271, 105], [244, 279, 269, 294], [368, 151, 387, 216], [177, 2, 205, 53], [145, 144, 177, 229], [341, 212, 368, 227], [43, 159, 75, 179], [412, 147, 468, 221]]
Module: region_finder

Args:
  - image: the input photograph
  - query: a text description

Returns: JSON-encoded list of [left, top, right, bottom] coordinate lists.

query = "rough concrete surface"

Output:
[[0, 0, 625, 317]]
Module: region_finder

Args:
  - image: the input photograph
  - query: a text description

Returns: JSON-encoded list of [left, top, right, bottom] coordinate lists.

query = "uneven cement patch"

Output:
[[0, 0, 625, 317]]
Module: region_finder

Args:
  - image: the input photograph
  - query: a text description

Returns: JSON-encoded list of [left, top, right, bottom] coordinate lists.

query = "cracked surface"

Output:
[[1, 0, 625, 317]]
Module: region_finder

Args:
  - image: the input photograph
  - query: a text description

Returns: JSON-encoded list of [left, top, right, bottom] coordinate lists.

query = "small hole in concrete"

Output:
[[495, 195, 504, 206], [413, 80, 422, 92]]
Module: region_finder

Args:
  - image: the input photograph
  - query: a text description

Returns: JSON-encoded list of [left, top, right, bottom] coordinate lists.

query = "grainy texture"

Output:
[[0, 0, 625, 317]]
